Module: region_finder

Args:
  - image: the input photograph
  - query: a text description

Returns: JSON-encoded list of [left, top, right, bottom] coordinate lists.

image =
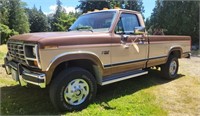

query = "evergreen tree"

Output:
[[0, 0, 28, 43], [107, 0, 120, 9], [47, 13, 54, 31], [125, 0, 144, 13], [76, 0, 109, 13], [77, 0, 144, 14], [51, 0, 66, 31], [54, 12, 76, 31], [39, 6, 42, 13], [0, 0, 10, 25], [8, 0, 30, 34], [49, 0, 78, 31], [26, 6, 49, 32]]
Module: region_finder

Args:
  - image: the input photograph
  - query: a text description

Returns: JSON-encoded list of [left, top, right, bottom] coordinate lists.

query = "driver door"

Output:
[[110, 13, 148, 74]]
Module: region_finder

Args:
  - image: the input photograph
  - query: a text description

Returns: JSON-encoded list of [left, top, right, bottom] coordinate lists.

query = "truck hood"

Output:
[[9, 31, 111, 48]]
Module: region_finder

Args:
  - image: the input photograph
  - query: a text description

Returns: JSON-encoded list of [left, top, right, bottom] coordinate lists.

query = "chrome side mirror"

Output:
[[134, 27, 146, 35]]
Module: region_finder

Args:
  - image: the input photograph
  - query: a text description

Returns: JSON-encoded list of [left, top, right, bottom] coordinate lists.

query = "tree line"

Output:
[[146, 0, 199, 45], [0, 0, 199, 45]]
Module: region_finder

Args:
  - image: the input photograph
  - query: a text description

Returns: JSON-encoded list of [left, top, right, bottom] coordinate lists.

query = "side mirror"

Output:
[[134, 27, 146, 35]]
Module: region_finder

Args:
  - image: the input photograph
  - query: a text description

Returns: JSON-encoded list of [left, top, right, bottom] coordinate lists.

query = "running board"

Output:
[[101, 70, 148, 86]]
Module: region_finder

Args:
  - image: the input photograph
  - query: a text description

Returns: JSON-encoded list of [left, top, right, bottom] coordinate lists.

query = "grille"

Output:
[[8, 42, 26, 64]]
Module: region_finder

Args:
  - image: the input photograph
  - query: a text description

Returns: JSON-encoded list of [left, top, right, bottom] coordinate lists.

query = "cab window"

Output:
[[115, 13, 140, 34]]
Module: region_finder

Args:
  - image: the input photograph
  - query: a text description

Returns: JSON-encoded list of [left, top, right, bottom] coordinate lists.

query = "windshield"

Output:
[[69, 11, 116, 32]]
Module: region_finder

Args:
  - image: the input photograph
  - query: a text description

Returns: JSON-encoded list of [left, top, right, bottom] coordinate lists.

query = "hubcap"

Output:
[[64, 78, 89, 105], [169, 60, 177, 76]]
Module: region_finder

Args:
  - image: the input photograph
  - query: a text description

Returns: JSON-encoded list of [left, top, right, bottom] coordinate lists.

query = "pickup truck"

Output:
[[3, 9, 191, 111]]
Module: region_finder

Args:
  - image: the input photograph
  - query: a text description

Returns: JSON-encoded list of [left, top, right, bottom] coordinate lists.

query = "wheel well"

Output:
[[51, 59, 101, 84], [169, 50, 181, 58]]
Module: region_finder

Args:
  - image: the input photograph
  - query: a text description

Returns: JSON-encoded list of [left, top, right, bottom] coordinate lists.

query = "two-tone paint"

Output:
[[7, 9, 191, 86]]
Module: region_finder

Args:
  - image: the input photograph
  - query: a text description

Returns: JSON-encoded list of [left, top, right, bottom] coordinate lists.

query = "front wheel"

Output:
[[49, 67, 97, 112], [161, 56, 179, 79]]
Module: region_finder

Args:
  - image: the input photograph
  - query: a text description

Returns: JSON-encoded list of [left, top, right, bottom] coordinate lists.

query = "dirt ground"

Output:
[[180, 57, 200, 78], [153, 57, 200, 116]]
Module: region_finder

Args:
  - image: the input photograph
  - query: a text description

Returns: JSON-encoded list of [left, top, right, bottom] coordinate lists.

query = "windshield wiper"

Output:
[[75, 26, 93, 32]]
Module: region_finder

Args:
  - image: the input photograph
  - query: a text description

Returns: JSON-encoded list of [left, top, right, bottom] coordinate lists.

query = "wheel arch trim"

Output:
[[168, 46, 183, 57], [165, 46, 183, 63]]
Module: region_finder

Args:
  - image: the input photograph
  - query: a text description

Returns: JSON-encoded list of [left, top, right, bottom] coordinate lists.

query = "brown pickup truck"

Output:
[[3, 9, 191, 111]]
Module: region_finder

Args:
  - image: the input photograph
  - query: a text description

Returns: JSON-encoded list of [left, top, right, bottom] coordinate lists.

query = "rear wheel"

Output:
[[49, 67, 97, 112], [161, 56, 179, 79]]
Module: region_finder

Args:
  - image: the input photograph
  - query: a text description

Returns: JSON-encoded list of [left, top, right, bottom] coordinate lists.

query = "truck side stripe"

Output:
[[104, 55, 167, 68]]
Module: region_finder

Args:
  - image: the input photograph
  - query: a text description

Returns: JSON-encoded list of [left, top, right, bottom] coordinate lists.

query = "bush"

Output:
[[0, 23, 18, 44]]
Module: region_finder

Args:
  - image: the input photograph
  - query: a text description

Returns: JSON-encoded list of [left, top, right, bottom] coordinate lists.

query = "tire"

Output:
[[161, 56, 179, 79], [49, 67, 97, 112]]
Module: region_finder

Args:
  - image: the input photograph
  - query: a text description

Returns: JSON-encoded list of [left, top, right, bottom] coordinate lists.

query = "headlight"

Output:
[[25, 45, 36, 58], [24, 44, 41, 68]]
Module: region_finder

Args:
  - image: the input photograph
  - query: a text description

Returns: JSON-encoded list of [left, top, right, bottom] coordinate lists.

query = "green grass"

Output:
[[0, 83, 167, 115], [0, 45, 7, 64], [0, 70, 168, 115], [0, 52, 5, 64]]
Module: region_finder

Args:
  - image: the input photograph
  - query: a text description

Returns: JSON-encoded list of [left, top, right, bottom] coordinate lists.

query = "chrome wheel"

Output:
[[64, 78, 89, 106], [169, 60, 177, 76]]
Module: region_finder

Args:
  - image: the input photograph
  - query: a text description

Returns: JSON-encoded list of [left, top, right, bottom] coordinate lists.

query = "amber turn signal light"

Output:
[[33, 60, 38, 67]]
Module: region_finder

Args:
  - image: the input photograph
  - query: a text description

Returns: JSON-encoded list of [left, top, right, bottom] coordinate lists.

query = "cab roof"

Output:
[[83, 9, 141, 15]]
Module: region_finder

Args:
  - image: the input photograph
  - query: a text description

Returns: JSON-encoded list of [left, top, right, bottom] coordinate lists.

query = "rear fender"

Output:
[[166, 46, 183, 62]]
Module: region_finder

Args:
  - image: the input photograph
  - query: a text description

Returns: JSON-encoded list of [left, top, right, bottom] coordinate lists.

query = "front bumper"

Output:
[[4, 58, 46, 88]]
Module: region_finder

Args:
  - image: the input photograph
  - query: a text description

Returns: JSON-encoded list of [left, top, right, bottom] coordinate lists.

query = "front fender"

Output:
[[45, 51, 104, 84]]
